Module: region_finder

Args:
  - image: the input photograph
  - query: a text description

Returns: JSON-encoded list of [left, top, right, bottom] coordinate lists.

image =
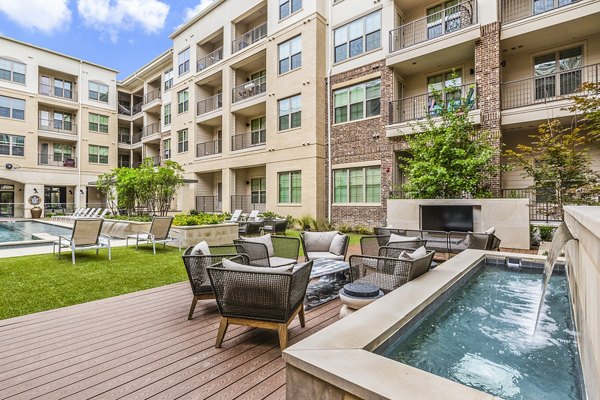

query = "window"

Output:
[[88, 145, 109, 164], [333, 166, 381, 203], [164, 103, 171, 125], [279, 171, 301, 203], [0, 134, 25, 156], [54, 79, 73, 99], [164, 69, 173, 91], [250, 117, 266, 145], [279, 0, 302, 19], [178, 129, 188, 153], [178, 89, 189, 113], [426, 0, 464, 40], [334, 79, 381, 123], [0, 58, 25, 84], [278, 94, 301, 130], [334, 10, 381, 63], [178, 48, 190, 76], [427, 69, 462, 114], [52, 111, 73, 131], [163, 139, 171, 159], [53, 144, 72, 162], [89, 113, 109, 133], [251, 177, 266, 204], [0, 96, 25, 120], [278, 36, 302, 74], [534, 47, 582, 100], [89, 82, 109, 102]]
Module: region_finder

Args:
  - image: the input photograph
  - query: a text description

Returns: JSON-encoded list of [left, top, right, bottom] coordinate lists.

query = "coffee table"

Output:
[[299, 258, 350, 310], [308, 258, 349, 279]]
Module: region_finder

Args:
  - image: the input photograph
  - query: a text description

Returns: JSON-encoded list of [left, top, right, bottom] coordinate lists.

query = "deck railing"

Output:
[[38, 154, 77, 168], [143, 89, 161, 104], [197, 93, 223, 116], [232, 76, 266, 103], [38, 118, 77, 135], [501, 0, 581, 23], [232, 22, 267, 54], [118, 102, 143, 116], [143, 122, 160, 137], [195, 196, 222, 213], [231, 130, 266, 151], [38, 83, 78, 102], [389, 0, 476, 52], [196, 139, 222, 157], [388, 83, 477, 124], [132, 131, 143, 144], [197, 47, 224, 72], [501, 63, 600, 109], [230, 195, 266, 213]]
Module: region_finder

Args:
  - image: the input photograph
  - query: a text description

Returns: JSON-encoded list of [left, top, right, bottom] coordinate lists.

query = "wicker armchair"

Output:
[[349, 248, 435, 293], [373, 227, 407, 236], [360, 235, 426, 256], [448, 231, 502, 254], [207, 260, 313, 349], [300, 231, 349, 261], [238, 220, 264, 236], [262, 219, 288, 235], [405, 229, 450, 254], [234, 235, 300, 267], [181, 246, 247, 320]]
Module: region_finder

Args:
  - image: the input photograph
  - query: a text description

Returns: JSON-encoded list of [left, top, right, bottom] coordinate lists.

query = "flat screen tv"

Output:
[[421, 205, 473, 232]]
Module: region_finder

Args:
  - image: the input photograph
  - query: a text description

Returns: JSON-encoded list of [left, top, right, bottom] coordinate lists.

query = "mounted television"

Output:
[[421, 205, 473, 232]]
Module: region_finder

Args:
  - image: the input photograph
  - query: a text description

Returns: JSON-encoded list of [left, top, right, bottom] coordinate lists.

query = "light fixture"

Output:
[[33, 188, 38, 194], [80, 189, 85, 195], [68, 190, 73, 194]]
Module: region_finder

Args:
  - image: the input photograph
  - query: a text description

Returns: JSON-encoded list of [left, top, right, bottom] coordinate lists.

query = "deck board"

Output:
[[0, 282, 342, 400]]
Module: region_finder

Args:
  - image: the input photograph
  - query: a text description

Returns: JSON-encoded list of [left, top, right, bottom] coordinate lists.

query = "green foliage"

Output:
[[335, 223, 373, 235], [297, 214, 316, 231], [172, 212, 227, 226], [314, 218, 333, 232], [106, 214, 153, 222], [260, 211, 295, 227], [538, 225, 556, 242], [400, 83, 497, 199]]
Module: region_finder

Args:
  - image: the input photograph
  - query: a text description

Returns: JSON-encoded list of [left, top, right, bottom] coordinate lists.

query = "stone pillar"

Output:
[[475, 22, 502, 197], [222, 168, 232, 213]]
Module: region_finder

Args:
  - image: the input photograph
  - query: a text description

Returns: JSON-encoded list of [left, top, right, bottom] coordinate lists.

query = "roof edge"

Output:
[[118, 48, 173, 85], [170, 0, 226, 39]]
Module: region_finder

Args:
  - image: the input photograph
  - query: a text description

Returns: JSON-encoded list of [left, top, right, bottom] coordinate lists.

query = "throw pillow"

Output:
[[240, 234, 274, 257], [303, 231, 338, 252], [191, 240, 210, 256], [398, 246, 427, 261], [222, 258, 293, 273], [484, 226, 496, 235], [329, 234, 347, 256], [388, 233, 419, 245]]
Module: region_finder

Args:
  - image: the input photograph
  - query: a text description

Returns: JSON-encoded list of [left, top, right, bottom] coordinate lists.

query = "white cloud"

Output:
[[77, 0, 169, 42], [0, 0, 71, 34], [183, 0, 215, 22]]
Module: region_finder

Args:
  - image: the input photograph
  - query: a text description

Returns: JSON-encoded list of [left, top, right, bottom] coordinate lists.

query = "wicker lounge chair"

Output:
[[182, 245, 247, 320], [360, 234, 426, 256], [53, 218, 111, 265], [262, 219, 288, 235], [448, 231, 502, 254], [234, 234, 299, 267], [207, 259, 313, 349], [126, 216, 180, 254], [300, 231, 349, 261], [238, 220, 264, 236]]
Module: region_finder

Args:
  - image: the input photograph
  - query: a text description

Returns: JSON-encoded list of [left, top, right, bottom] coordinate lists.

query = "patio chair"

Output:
[[182, 244, 248, 320], [246, 209, 261, 221], [349, 247, 434, 293], [238, 220, 264, 236], [226, 210, 243, 223], [126, 216, 180, 254], [300, 231, 349, 261], [360, 234, 426, 256], [262, 219, 288, 235], [373, 227, 407, 236], [234, 234, 299, 267], [448, 231, 502, 254], [53, 218, 112, 265], [207, 259, 313, 349]]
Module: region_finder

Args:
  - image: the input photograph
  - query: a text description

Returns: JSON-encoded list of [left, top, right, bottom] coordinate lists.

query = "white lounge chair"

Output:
[[126, 216, 180, 254], [246, 209, 261, 222], [53, 218, 112, 264], [227, 210, 243, 223]]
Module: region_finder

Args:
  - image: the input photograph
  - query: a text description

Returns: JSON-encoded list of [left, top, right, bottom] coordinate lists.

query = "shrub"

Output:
[[107, 214, 153, 222], [172, 212, 227, 226], [297, 214, 316, 231], [538, 225, 556, 242]]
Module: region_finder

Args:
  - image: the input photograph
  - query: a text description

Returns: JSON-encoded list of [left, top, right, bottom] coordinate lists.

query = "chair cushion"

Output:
[[307, 251, 345, 261], [268, 257, 298, 268], [240, 234, 274, 257], [484, 226, 496, 235], [329, 234, 346, 256], [222, 258, 293, 273], [303, 231, 338, 252], [191, 241, 211, 256], [388, 233, 420, 245]]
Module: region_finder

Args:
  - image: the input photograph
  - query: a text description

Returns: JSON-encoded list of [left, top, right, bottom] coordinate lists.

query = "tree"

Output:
[[399, 84, 498, 199]]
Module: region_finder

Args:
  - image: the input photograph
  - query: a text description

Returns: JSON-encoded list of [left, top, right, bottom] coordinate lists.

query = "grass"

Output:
[[0, 245, 186, 320]]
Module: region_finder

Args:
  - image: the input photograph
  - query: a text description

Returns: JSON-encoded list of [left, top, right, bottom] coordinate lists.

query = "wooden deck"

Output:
[[0, 283, 342, 400]]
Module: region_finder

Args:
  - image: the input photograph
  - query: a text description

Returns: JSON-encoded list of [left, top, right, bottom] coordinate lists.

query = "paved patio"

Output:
[[0, 282, 342, 400]]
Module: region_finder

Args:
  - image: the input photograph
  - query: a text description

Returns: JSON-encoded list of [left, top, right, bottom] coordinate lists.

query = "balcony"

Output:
[[232, 22, 267, 54], [143, 122, 161, 138], [118, 102, 143, 117], [38, 83, 78, 102], [195, 196, 222, 213], [230, 195, 265, 213], [38, 118, 77, 135], [196, 139, 222, 158], [390, 1, 477, 53], [197, 93, 223, 116], [38, 154, 77, 168], [232, 76, 266, 103], [502, 63, 600, 109], [197, 47, 224, 72], [143, 89, 161, 104], [132, 131, 143, 144], [118, 131, 131, 144], [501, 0, 581, 23], [231, 130, 266, 151]]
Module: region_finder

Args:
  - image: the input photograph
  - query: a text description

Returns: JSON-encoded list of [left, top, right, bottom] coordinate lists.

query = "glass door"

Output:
[[251, 177, 266, 205], [0, 189, 14, 217]]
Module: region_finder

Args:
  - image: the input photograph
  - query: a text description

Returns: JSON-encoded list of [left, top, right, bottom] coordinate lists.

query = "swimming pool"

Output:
[[0, 221, 71, 244]]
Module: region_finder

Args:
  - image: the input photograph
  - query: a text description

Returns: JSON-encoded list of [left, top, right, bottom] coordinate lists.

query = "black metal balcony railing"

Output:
[[388, 84, 477, 124], [232, 76, 267, 103], [144, 89, 161, 104], [501, 188, 565, 222], [118, 102, 143, 116], [195, 196, 222, 213], [38, 153, 77, 168], [38, 118, 77, 135], [230, 195, 266, 214], [501, 0, 581, 23], [132, 131, 143, 144], [501, 64, 600, 110], [232, 22, 267, 54], [197, 93, 223, 116], [196, 139, 222, 157], [143, 122, 161, 137], [38, 83, 78, 102], [231, 130, 266, 151], [197, 47, 224, 72], [389, 0, 476, 52]]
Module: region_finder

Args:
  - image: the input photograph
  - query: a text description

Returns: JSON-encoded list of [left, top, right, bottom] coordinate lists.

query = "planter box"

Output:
[[171, 223, 238, 248], [103, 219, 152, 239]]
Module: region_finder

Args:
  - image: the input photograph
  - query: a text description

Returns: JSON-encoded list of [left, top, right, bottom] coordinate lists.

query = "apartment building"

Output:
[[327, 0, 600, 226], [0, 37, 118, 218]]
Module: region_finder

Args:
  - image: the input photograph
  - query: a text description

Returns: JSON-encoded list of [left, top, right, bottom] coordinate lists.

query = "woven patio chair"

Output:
[[405, 229, 450, 254], [182, 246, 247, 320], [448, 231, 501, 254], [126, 216, 180, 254], [300, 231, 349, 261], [238, 220, 264, 236], [234, 234, 300, 267], [53, 218, 111, 265], [207, 259, 313, 349], [373, 227, 407, 236], [360, 235, 426, 256], [349, 248, 434, 293], [262, 219, 288, 235]]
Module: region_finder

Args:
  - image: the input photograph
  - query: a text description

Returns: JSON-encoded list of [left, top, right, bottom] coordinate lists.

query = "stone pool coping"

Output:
[[283, 250, 553, 400]]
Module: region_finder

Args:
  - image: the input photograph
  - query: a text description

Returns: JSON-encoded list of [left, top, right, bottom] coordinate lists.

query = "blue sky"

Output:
[[0, 0, 215, 80]]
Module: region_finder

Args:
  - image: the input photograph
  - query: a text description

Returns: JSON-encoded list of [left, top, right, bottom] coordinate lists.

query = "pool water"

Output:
[[380, 266, 583, 400], [0, 221, 71, 244]]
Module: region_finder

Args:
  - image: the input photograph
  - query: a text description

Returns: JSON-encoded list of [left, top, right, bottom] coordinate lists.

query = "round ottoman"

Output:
[[339, 282, 383, 318]]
